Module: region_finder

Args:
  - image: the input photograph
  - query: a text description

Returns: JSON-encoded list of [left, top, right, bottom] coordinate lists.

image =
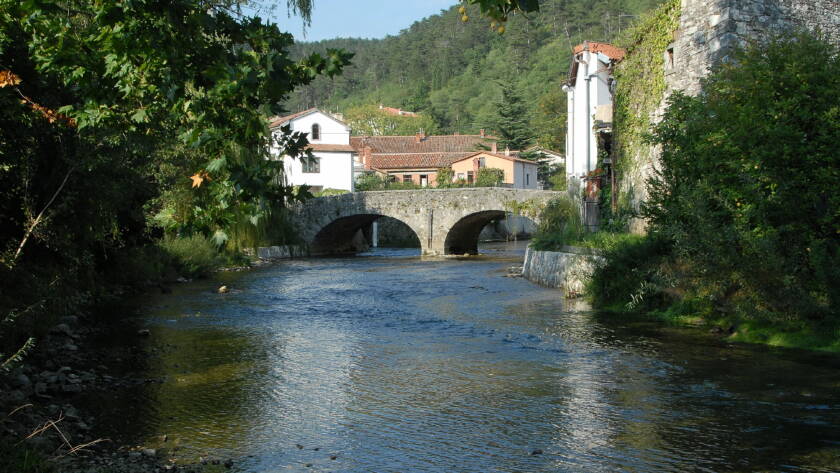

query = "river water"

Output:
[[95, 242, 840, 472]]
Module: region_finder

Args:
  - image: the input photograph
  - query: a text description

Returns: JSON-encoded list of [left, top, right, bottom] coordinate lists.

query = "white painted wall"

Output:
[[271, 110, 354, 191], [290, 112, 350, 145], [513, 161, 539, 189], [283, 151, 354, 191], [564, 50, 616, 179]]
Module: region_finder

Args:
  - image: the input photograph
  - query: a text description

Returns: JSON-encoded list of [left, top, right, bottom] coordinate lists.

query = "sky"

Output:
[[259, 0, 458, 42]]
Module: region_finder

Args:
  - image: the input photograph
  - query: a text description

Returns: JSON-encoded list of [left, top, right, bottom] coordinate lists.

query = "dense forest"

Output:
[[286, 0, 665, 149]]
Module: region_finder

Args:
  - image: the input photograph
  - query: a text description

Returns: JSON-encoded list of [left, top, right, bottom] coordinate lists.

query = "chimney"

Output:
[[415, 131, 425, 143], [362, 146, 372, 170], [505, 146, 510, 156], [480, 129, 485, 138], [491, 142, 497, 153]]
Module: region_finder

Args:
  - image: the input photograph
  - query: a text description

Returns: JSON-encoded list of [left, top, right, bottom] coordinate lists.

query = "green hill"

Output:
[[286, 0, 665, 149]]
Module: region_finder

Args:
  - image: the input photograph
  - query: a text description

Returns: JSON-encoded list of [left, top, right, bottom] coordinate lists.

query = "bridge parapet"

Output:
[[292, 188, 563, 255]]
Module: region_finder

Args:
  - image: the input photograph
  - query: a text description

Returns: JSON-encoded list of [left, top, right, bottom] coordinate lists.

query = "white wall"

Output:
[[283, 151, 354, 192], [565, 50, 615, 179], [290, 112, 350, 145], [513, 161, 539, 189], [272, 111, 354, 191]]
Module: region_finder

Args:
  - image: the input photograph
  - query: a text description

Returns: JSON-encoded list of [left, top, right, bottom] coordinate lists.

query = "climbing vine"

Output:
[[612, 0, 681, 178]]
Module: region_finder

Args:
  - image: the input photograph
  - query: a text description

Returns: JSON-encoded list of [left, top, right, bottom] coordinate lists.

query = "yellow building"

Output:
[[449, 151, 539, 189]]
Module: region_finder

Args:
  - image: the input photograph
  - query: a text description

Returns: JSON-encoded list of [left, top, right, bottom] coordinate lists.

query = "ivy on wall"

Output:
[[612, 0, 681, 178]]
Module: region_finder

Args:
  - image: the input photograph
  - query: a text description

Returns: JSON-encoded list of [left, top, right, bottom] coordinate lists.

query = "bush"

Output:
[[530, 196, 584, 250], [475, 167, 504, 187], [644, 31, 840, 321], [159, 235, 224, 278], [314, 188, 349, 197], [355, 173, 419, 191], [587, 233, 675, 312]]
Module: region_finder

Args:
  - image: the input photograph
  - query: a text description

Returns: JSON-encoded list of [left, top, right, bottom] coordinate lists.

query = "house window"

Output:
[[388, 175, 397, 182], [478, 157, 486, 168], [302, 157, 320, 173], [311, 123, 321, 141], [467, 171, 474, 184], [420, 175, 428, 187], [526, 173, 530, 186], [403, 174, 413, 183]]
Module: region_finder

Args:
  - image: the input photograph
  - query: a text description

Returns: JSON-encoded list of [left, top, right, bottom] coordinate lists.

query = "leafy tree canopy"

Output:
[[343, 104, 441, 136]]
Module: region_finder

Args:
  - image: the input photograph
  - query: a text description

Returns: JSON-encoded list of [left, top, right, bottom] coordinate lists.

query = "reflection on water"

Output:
[[97, 241, 840, 472]]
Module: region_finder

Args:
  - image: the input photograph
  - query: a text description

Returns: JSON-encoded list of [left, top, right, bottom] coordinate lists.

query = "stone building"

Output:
[[624, 0, 840, 232]]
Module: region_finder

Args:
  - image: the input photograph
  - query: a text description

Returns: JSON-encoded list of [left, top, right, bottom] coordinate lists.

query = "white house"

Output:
[[269, 108, 355, 192], [562, 41, 625, 179]]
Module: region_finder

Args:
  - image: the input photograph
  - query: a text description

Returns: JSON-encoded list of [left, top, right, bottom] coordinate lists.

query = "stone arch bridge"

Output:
[[291, 188, 562, 256]]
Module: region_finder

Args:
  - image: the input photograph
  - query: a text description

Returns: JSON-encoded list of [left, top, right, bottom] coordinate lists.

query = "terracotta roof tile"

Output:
[[573, 41, 626, 61], [369, 152, 476, 170], [350, 134, 495, 154], [268, 108, 318, 128], [307, 143, 355, 152]]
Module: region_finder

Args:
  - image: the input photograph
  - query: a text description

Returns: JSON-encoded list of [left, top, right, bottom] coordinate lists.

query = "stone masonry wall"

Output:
[[670, 0, 840, 96], [521, 247, 604, 298], [626, 0, 839, 233]]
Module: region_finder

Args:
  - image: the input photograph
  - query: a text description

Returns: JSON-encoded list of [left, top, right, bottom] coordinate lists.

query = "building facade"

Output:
[[562, 41, 625, 179], [450, 151, 539, 189], [270, 108, 355, 192]]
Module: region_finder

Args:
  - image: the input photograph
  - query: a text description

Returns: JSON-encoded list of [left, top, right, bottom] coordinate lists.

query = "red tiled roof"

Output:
[[369, 152, 476, 170], [307, 144, 355, 152], [573, 41, 626, 61], [268, 107, 350, 129], [350, 134, 495, 154], [269, 108, 318, 128]]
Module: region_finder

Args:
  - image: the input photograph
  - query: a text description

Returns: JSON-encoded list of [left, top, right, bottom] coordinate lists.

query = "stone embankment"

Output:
[[521, 246, 603, 298], [0, 306, 233, 472]]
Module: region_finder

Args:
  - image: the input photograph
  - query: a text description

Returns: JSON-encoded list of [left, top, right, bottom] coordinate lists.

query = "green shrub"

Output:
[[644, 31, 840, 321], [475, 167, 504, 187], [314, 188, 350, 197], [530, 196, 584, 250], [159, 235, 224, 278], [587, 233, 675, 313]]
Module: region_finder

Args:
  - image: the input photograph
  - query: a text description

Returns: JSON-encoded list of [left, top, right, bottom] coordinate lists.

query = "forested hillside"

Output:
[[287, 0, 665, 149]]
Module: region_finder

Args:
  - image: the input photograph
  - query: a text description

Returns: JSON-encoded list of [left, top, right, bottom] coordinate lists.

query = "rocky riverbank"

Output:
[[0, 298, 241, 472]]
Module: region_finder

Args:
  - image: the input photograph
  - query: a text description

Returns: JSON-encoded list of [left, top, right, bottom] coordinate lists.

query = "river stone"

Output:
[[14, 373, 31, 388], [6, 390, 25, 403], [218, 285, 230, 294], [51, 323, 73, 336], [142, 448, 156, 457]]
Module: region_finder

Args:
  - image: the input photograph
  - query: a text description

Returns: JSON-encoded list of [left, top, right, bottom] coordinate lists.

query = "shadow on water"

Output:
[[84, 241, 840, 473]]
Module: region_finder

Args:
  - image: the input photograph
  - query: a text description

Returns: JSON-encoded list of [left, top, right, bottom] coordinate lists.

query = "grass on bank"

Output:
[[586, 234, 840, 353]]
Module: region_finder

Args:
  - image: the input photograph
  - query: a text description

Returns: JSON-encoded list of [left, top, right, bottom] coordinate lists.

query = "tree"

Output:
[[490, 81, 534, 151], [475, 168, 505, 187], [644, 31, 840, 320], [0, 0, 350, 368], [343, 104, 441, 136]]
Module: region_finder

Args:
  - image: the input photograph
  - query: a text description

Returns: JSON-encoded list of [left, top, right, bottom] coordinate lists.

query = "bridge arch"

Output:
[[292, 189, 560, 256], [443, 211, 538, 255], [309, 214, 421, 255]]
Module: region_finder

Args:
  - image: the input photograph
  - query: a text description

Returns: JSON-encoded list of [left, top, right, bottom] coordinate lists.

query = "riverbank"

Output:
[[0, 256, 275, 473], [522, 243, 840, 353]]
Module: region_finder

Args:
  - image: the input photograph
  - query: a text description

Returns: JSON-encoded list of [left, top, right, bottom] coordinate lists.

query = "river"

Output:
[[91, 241, 840, 472]]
